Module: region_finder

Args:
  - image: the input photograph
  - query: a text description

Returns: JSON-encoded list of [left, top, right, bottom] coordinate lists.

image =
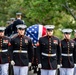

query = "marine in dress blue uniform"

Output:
[[9, 24, 33, 75], [5, 18, 15, 37], [0, 27, 10, 75], [73, 29, 76, 75], [60, 29, 76, 75], [12, 13, 24, 34], [37, 25, 61, 75]]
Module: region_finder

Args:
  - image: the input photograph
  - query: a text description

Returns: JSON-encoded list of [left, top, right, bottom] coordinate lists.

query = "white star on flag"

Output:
[[26, 24, 46, 44]]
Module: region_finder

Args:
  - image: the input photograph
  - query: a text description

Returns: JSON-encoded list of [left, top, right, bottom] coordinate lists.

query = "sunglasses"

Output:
[[18, 28, 25, 30], [47, 29, 53, 31], [64, 32, 71, 34]]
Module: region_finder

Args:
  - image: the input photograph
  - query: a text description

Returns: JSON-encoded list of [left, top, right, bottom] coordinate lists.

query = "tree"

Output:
[[0, 0, 76, 38]]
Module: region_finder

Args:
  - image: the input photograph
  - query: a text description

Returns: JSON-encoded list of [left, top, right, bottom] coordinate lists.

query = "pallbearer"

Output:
[[0, 27, 10, 75], [12, 12, 24, 34], [9, 24, 33, 75], [60, 29, 76, 75], [5, 18, 15, 37], [73, 29, 76, 75], [37, 25, 61, 75]]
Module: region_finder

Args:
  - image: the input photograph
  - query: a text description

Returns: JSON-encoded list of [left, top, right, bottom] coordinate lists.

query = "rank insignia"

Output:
[[53, 40, 58, 44], [71, 43, 74, 47], [3, 40, 8, 43], [25, 39, 28, 43]]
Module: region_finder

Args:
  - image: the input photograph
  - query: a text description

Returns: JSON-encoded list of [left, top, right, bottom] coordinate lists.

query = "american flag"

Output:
[[26, 24, 46, 45]]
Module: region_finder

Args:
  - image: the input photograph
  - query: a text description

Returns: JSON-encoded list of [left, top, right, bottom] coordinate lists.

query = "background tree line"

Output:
[[0, 0, 76, 38]]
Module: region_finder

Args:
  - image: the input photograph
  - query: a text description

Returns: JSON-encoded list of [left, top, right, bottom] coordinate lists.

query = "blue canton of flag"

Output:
[[26, 24, 46, 45]]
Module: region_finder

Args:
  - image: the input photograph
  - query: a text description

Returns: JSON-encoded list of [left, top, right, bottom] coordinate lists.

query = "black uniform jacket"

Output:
[[12, 19, 24, 34], [61, 39, 76, 68], [37, 35, 61, 70], [9, 34, 33, 66], [5, 24, 13, 36], [0, 36, 10, 64]]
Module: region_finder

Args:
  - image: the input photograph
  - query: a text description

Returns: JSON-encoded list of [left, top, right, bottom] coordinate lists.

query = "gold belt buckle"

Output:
[[48, 54, 51, 56], [0, 49, 2, 52], [19, 50, 22, 53]]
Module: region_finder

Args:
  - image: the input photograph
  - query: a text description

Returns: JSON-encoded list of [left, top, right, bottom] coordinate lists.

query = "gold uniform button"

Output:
[[20, 45, 22, 46], [49, 43, 51, 45], [49, 46, 51, 48], [19, 50, 22, 52], [49, 49, 51, 51], [20, 47, 22, 48], [20, 47, 22, 49], [20, 40, 22, 41], [48, 54, 51, 56], [20, 38, 22, 40], [49, 41, 51, 42]]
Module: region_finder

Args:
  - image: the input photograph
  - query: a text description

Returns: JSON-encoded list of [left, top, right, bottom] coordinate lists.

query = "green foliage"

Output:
[[0, 0, 76, 38]]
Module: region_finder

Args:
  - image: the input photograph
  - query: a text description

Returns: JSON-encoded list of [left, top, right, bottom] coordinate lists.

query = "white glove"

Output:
[[38, 64, 42, 68], [11, 60, 15, 66], [74, 64, 76, 67], [28, 62, 32, 67], [57, 65, 61, 69]]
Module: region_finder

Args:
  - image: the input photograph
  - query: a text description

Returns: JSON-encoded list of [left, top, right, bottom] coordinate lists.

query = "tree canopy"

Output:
[[0, 0, 76, 38]]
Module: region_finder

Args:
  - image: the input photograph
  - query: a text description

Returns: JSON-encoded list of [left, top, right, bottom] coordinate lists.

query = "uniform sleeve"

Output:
[[73, 42, 76, 64], [8, 38, 14, 61], [36, 38, 41, 64], [57, 39, 61, 65], [12, 21, 16, 34], [7, 38, 11, 62], [4, 27, 8, 36], [12, 20, 24, 33], [28, 39, 33, 62]]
